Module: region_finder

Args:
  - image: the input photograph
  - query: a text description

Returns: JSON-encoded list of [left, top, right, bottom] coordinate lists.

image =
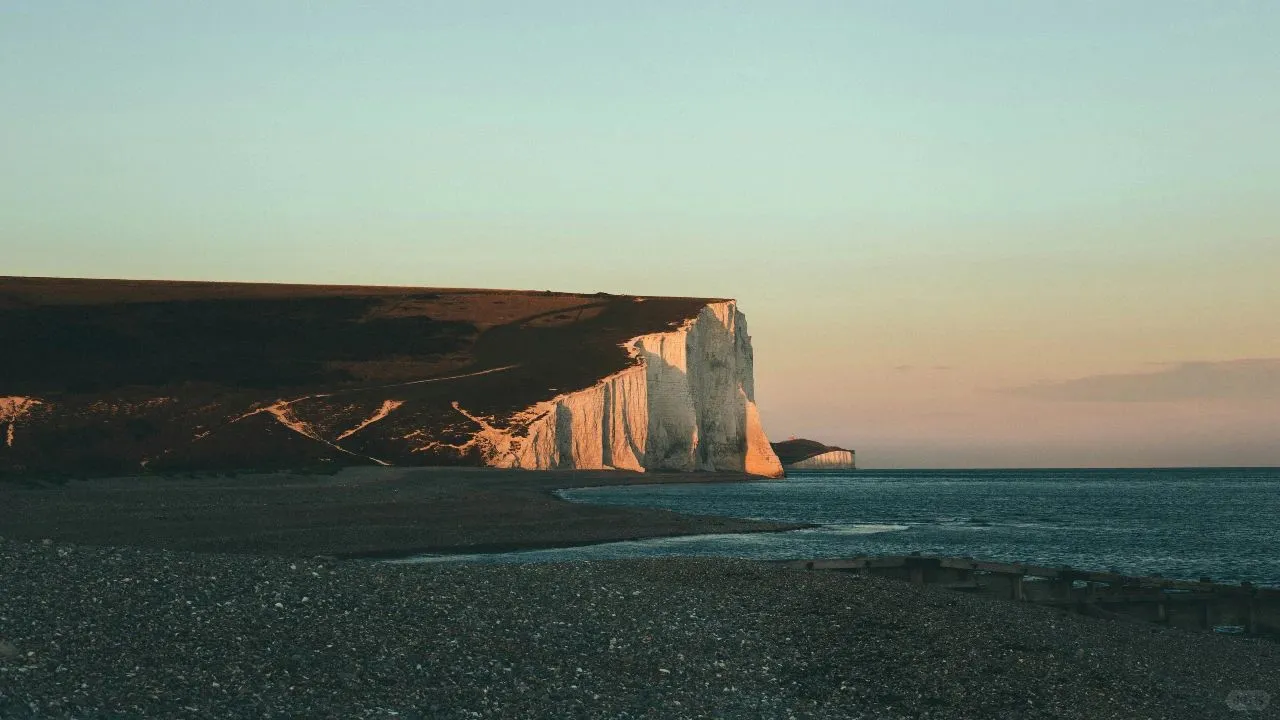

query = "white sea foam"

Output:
[[388, 553, 487, 564], [813, 523, 911, 535]]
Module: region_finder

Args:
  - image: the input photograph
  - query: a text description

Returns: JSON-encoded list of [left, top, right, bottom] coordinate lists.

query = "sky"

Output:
[[3, 2, 1278, 467]]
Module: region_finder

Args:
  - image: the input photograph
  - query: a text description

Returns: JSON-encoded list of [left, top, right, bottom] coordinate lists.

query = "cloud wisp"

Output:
[[1005, 358, 1280, 402]]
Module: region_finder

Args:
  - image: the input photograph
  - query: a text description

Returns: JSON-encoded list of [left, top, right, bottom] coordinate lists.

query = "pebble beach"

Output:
[[2, 537, 1277, 719]]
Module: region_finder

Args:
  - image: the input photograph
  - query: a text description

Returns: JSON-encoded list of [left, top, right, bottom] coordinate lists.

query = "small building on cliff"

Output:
[[771, 438, 856, 471]]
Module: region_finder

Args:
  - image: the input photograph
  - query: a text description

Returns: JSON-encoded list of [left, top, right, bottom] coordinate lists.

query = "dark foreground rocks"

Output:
[[1, 540, 1277, 719]]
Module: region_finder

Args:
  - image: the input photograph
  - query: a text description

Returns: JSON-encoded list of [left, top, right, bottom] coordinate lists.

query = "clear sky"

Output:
[[4, 2, 1278, 467]]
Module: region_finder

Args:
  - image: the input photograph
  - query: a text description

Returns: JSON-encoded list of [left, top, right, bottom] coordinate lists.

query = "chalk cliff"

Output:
[[0, 277, 782, 477], [464, 301, 782, 476], [785, 449, 856, 471], [771, 438, 857, 472]]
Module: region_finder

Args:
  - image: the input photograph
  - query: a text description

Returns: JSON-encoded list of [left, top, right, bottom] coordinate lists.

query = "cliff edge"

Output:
[[0, 277, 782, 477]]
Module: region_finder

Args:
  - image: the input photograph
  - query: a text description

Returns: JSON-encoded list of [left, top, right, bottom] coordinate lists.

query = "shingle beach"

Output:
[[2, 538, 1277, 719]]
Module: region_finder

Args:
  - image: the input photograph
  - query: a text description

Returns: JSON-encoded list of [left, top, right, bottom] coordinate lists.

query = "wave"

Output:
[[809, 523, 911, 535]]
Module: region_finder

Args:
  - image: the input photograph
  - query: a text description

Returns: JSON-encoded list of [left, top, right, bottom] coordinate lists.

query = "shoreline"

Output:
[[4, 467, 1279, 717], [0, 466, 803, 558], [347, 522, 817, 561]]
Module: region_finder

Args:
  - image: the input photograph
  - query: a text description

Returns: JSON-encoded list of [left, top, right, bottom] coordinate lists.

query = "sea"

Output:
[[401, 468, 1280, 587]]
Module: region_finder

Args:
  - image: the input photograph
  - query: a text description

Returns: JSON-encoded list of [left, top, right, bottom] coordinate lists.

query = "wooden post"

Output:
[[1012, 574, 1025, 601]]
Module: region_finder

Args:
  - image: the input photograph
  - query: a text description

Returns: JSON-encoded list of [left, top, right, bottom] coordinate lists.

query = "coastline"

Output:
[[347, 522, 816, 561], [3, 466, 1279, 717], [0, 466, 807, 559]]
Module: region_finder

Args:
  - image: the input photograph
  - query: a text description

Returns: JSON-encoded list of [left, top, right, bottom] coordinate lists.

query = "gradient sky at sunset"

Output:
[[4, 2, 1278, 467]]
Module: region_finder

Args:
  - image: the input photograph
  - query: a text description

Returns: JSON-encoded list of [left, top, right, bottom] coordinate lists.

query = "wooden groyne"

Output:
[[786, 555, 1280, 639]]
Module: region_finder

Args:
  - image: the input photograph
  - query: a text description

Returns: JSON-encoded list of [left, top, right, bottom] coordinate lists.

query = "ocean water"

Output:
[[401, 468, 1280, 586]]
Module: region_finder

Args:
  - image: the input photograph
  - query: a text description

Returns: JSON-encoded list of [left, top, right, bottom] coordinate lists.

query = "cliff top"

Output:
[[0, 276, 725, 397], [0, 275, 727, 310]]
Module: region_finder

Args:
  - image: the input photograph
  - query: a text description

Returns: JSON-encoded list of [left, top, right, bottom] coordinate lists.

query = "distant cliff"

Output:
[[0, 277, 782, 477], [771, 439, 856, 471]]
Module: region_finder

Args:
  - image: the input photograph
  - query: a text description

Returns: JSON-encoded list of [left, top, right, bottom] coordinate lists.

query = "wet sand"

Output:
[[0, 467, 807, 558]]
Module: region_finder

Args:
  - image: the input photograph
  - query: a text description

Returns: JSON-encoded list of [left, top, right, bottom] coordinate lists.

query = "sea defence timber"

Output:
[[788, 555, 1280, 640]]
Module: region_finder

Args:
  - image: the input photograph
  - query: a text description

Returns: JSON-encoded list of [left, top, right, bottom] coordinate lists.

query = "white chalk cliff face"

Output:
[[454, 301, 784, 477], [787, 450, 856, 471]]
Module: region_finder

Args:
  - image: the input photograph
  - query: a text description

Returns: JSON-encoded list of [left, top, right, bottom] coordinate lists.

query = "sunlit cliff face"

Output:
[[434, 301, 783, 477]]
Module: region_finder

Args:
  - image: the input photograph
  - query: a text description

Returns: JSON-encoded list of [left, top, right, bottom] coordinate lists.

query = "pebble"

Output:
[[0, 538, 1277, 719]]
